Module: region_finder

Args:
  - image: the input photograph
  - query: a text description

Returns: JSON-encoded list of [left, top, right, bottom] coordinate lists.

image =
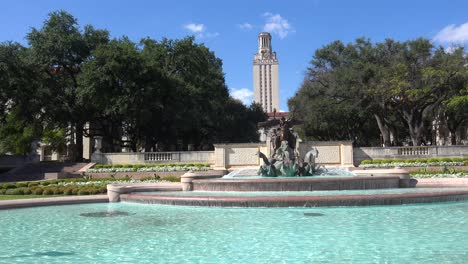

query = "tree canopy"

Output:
[[0, 11, 267, 158], [289, 38, 468, 146]]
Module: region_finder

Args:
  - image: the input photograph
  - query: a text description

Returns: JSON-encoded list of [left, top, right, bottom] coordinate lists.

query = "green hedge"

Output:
[[360, 157, 468, 165], [92, 163, 210, 169], [0, 184, 106, 196], [0, 175, 179, 196]]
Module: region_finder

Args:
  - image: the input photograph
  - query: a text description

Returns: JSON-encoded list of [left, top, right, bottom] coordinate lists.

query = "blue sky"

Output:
[[1, 1, 468, 111]]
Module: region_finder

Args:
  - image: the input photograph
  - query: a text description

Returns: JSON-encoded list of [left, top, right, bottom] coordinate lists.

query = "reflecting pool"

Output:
[[1, 202, 468, 263]]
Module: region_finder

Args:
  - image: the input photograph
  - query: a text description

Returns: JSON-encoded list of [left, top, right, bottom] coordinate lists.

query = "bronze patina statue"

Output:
[[257, 116, 323, 177]]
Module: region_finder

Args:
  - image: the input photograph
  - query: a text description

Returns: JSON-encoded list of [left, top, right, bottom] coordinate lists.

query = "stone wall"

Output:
[[354, 145, 468, 165], [298, 141, 353, 166], [91, 141, 355, 168], [213, 141, 353, 169], [213, 143, 267, 169], [91, 151, 214, 165]]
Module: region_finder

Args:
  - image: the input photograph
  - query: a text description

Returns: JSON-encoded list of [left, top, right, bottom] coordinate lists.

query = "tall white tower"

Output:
[[253, 32, 279, 113]]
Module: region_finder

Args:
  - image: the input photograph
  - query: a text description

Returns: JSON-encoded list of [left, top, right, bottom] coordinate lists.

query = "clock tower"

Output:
[[253, 32, 279, 113]]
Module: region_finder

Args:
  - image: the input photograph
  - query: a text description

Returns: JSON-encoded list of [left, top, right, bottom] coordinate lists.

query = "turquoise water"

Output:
[[139, 187, 468, 197], [1, 202, 468, 263], [222, 175, 356, 179]]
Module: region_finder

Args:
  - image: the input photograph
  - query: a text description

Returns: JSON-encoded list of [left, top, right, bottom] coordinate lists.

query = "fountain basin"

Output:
[[121, 188, 468, 207], [191, 176, 402, 192]]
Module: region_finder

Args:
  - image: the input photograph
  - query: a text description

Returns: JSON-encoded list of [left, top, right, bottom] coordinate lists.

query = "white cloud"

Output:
[[434, 22, 468, 44], [230, 88, 253, 105], [238, 22, 253, 30], [184, 23, 205, 33], [183, 23, 218, 39], [262, 12, 294, 39]]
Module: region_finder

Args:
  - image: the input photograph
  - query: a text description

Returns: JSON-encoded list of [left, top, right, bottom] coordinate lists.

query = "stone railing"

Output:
[[91, 141, 355, 168], [91, 151, 214, 165], [354, 145, 468, 165], [144, 152, 178, 162], [396, 147, 429, 156]]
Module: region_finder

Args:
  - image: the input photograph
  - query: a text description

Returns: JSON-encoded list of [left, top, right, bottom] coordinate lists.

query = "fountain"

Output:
[[256, 116, 324, 177], [106, 116, 468, 207]]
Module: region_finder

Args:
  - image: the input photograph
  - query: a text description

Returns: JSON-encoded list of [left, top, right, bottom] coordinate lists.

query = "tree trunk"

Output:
[[408, 124, 423, 146], [402, 110, 425, 146], [450, 133, 457, 145], [75, 121, 84, 161], [144, 135, 154, 152], [374, 114, 391, 146]]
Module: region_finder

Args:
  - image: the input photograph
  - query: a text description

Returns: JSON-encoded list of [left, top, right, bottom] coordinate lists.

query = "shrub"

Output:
[[89, 187, 102, 195], [42, 188, 55, 195], [40, 181, 51, 186], [16, 182, 28, 188], [5, 188, 24, 195], [78, 188, 90, 195], [32, 187, 44, 195], [22, 187, 32, 195], [28, 182, 39, 187], [71, 187, 79, 195], [99, 186, 107, 193], [1, 183, 17, 189], [0, 189, 5, 194], [63, 186, 75, 195], [359, 157, 468, 167], [162, 176, 181, 182]]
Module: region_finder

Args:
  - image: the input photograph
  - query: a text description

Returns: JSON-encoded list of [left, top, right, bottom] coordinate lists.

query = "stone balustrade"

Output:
[[90, 143, 467, 168], [91, 151, 214, 165], [354, 145, 468, 165]]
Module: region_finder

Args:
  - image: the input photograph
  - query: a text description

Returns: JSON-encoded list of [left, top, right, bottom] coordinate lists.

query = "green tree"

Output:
[[290, 37, 467, 146], [289, 39, 382, 145], [0, 42, 45, 154], [27, 10, 109, 160]]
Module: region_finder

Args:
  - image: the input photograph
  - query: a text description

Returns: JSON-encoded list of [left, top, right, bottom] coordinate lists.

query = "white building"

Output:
[[253, 32, 279, 113]]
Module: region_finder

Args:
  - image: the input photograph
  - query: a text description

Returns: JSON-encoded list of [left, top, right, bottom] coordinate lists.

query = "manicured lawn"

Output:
[[0, 195, 65, 200]]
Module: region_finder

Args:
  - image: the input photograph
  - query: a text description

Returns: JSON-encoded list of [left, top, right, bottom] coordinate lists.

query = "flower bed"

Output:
[[411, 172, 468, 178], [0, 176, 178, 196], [410, 167, 468, 178], [359, 157, 468, 168], [87, 163, 210, 173]]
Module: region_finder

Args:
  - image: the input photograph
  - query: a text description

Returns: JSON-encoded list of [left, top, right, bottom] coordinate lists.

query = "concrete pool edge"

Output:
[[0, 195, 109, 210], [120, 190, 468, 207]]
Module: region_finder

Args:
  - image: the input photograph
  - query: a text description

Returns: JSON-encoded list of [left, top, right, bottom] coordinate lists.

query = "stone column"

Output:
[[340, 141, 354, 167], [213, 144, 227, 169]]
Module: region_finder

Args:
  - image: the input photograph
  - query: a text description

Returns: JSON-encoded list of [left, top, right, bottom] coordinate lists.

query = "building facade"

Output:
[[253, 32, 279, 113]]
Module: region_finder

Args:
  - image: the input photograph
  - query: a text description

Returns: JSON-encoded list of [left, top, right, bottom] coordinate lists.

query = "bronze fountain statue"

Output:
[[257, 116, 324, 177]]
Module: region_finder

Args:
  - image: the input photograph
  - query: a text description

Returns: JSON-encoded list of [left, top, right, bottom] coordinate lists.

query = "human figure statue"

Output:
[[270, 128, 278, 158], [257, 151, 277, 177], [257, 115, 323, 177]]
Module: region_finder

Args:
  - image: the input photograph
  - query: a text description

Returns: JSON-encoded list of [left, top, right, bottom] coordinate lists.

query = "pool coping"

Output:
[[121, 189, 468, 207], [0, 195, 108, 210]]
